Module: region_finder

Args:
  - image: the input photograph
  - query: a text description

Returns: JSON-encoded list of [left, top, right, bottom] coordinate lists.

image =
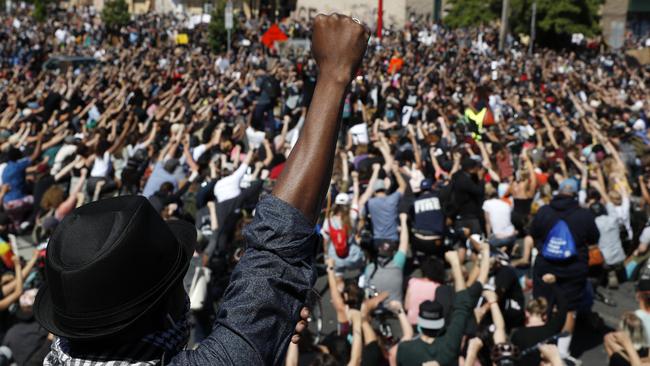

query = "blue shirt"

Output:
[[142, 162, 178, 199], [367, 191, 402, 241], [2, 158, 30, 203], [169, 195, 317, 365]]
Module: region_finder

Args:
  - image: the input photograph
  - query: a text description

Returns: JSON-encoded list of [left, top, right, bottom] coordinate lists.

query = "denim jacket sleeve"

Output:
[[170, 195, 318, 366]]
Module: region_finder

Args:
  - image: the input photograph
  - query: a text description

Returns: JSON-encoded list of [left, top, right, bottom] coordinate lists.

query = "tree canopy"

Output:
[[208, 0, 239, 52], [444, 0, 603, 46], [102, 0, 130, 31], [444, 0, 500, 28]]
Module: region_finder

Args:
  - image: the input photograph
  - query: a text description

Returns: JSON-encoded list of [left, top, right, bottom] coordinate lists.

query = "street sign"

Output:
[[225, 0, 233, 30]]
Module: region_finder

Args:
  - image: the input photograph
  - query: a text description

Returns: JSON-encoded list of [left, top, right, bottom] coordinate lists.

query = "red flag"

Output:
[[261, 24, 288, 49]]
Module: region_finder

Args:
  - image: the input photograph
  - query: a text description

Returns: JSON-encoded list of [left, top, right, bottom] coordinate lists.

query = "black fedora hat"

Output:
[[34, 195, 196, 339]]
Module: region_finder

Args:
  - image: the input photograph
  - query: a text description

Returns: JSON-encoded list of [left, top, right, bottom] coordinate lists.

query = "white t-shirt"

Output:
[[595, 214, 626, 265], [607, 198, 632, 240], [482, 198, 515, 237], [246, 126, 265, 149], [213, 163, 249, 202], [90, 152, 112, 178], [348, 123, 369, 145], [191, 144, 208, 161]]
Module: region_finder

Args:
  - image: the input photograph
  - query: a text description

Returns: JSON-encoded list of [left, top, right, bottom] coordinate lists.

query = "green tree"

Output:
[[511, 0, 602, 37], [32, 0, 47, 22], [444, 0, 602, 47], [102, 0, 130, 32], [444, 0, 499, 28], [208, 0, 237, 52]]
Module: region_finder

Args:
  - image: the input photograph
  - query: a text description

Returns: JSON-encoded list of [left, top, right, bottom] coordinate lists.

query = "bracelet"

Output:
[[327, 266, 335, 272], [396, 308, 403, 315]]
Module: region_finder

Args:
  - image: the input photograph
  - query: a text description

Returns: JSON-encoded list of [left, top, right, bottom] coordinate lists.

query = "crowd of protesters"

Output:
[[0, 4, 649, 366]]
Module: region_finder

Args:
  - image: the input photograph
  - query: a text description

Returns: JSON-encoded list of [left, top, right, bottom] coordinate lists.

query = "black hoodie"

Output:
[[529, 194, 599, 274]]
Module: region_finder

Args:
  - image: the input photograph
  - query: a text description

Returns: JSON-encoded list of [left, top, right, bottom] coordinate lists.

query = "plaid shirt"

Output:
[[44, 301, 190, 366], [44, 338, 160, 366]]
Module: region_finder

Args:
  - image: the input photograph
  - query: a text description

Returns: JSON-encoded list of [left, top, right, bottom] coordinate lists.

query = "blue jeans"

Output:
[[488, 234, 517, 248]]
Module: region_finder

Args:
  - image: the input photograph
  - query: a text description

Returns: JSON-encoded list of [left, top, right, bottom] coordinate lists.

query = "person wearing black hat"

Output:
[[396, 242, 490, 366], [34, 15, 370, 366]]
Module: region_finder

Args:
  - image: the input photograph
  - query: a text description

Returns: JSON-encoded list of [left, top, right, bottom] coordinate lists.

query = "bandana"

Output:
[[44, 299, 190, 366]]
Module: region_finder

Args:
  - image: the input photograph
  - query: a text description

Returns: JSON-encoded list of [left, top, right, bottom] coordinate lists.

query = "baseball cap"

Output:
[[420, 178, 435, 192], [558, 178, 579, 195], [373, 180, 386, 192], [334, 193, 351, 206]]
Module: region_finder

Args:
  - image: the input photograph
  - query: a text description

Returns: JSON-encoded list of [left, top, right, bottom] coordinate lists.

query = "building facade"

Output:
[[294, 0, 443, 28]]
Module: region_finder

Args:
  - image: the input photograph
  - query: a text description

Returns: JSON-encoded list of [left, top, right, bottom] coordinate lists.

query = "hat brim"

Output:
[[34, 220, 196, 340], [167, 219, 197, 260], [417, 316, 445, 330]]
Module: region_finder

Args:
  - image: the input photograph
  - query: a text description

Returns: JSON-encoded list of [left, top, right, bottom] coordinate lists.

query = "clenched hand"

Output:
[[311, 14, 370, 85]]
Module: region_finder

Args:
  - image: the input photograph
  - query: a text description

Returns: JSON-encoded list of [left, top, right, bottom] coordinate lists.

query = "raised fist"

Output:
[[312, 14, 370, 85]]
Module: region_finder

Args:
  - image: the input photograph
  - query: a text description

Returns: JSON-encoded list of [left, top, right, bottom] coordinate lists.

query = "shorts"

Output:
[[411, 234, 447, 258], [3, 195, 34, 211], [454, 217, 482, 247]]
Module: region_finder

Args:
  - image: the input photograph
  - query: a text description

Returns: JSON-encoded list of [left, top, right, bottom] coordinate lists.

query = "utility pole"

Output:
[[225, 0, 233, 53], [377, 0, 383, 39], [498, 0, 509, 52], [434, 0, 441, 23], [528, 0, 537, 56]]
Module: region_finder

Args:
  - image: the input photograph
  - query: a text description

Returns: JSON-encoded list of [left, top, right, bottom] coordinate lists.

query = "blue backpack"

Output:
[[541, 218, 577, 261]]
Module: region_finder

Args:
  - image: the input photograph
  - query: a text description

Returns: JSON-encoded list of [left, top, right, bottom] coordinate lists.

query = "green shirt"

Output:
[[396, 282, 483, 366]]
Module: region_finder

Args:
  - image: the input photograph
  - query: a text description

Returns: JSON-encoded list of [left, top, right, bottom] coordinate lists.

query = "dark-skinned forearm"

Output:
[[272, 77, 347, 224]]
